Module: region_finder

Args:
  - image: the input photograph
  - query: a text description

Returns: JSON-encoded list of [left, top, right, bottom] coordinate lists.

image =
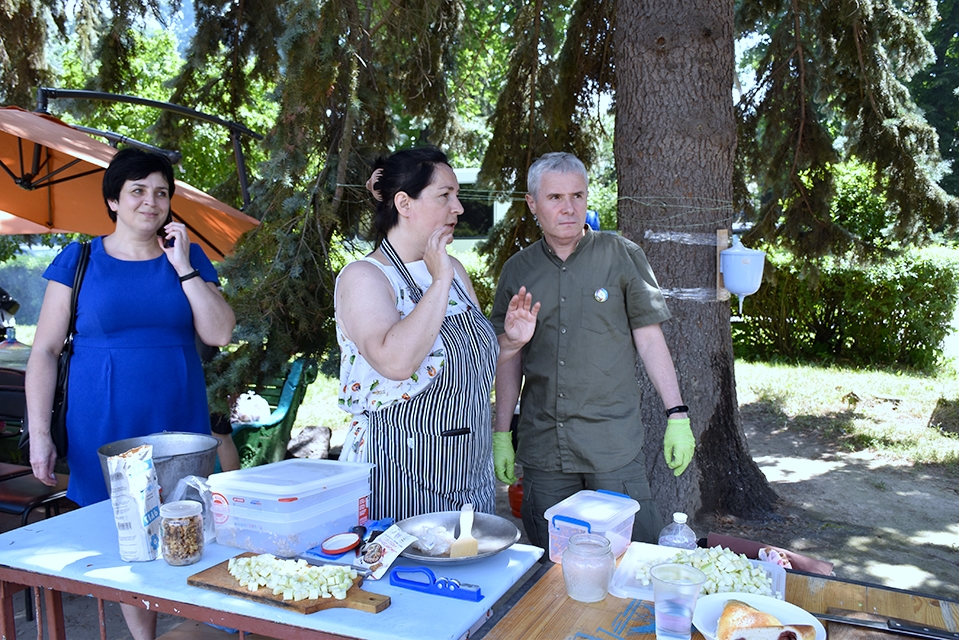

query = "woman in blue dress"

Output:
[[25, 147, 235, 640]]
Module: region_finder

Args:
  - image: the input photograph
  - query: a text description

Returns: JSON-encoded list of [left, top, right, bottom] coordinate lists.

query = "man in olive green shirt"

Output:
[[490, 152, 695, 549]]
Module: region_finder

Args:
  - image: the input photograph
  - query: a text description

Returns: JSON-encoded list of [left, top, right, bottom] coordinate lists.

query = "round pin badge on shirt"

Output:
[[594, 288, 609, 302]]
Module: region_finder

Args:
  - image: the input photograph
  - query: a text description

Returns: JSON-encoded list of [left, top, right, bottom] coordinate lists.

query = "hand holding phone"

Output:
[[158, 213, 174, 247]]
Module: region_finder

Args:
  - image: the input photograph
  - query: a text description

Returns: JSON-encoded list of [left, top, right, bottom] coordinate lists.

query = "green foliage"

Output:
[[0, 0, 65, 107], [57, 30, 275, 210], [8, 0, 959, 406], [588, 180, 618, 230], [478, 0, 610, 274], [830, 160, 892, 249], [195, 0, 520, 394], [735, 0, 959, 257], [909, 0, 959, 197], [586, 112, 617, 230], [205, 207, 339, 412], [732, 248, 959, 371], [0, 238, 28, 264]]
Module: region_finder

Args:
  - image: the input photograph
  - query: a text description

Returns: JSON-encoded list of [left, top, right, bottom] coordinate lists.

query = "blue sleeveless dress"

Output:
[[42, 237, 218, 506]]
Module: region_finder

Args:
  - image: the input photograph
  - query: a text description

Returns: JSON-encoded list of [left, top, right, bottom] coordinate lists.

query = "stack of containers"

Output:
[[207, 459, 373, 557], [543, 490, 640, 563]]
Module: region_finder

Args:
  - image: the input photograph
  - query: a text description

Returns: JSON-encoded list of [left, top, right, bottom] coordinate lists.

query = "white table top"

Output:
[[0, 500, 543, 640]]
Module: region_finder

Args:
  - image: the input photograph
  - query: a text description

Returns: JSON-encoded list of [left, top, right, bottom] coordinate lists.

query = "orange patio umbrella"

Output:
[[0, 211, 68, 235], [0, 106, 259, 260]]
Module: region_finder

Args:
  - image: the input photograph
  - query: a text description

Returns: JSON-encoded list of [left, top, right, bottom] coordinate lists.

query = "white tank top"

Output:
[[334, 257, 472, 416]]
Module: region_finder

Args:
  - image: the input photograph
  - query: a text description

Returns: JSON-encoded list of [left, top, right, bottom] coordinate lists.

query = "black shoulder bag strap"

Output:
[[61, 241, 92, 360], [18, 241, 90, 458]]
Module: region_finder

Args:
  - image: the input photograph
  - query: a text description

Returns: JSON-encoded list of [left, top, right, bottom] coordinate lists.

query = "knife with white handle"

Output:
[[814, 613, 959, 640]]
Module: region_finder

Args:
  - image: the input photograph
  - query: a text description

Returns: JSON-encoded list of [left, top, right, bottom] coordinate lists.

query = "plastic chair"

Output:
[[231, 358, 318, 468]]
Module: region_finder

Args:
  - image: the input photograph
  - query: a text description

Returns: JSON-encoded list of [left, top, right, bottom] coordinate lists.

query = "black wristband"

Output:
[[665, 405, 689, 417], [179, 269, 201, 283]]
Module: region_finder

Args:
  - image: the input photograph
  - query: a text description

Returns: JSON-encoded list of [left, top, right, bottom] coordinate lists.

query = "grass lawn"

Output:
[[295, 357, 959, 469], [735, 360, 959, 469]]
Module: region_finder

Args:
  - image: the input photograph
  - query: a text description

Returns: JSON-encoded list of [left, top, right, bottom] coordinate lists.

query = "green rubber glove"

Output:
[[492, 431, 518, 484], [663, 418, 695, 476]]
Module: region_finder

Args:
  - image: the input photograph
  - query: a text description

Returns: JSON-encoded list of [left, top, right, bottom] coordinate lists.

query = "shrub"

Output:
[[732, 248, 959, 371]]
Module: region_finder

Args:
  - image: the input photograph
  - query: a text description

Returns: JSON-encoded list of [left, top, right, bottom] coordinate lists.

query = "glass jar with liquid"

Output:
[[561, 533, 615, 603]]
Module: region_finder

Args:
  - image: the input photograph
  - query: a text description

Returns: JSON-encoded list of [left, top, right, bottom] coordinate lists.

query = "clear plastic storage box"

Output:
[[543, 490, 640, 563], [208, 459, 373, 557]]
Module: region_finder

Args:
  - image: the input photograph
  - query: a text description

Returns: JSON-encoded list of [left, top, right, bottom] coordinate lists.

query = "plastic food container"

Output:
[[543, 490, 640, 563], [608, 541, 787, 600], [213, 490, 367, 557], [207, 459, 373, 557], [160, 500, 204, 566]]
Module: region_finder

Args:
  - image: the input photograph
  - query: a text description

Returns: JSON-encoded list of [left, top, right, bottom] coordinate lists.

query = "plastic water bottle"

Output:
[[658, 512, 698, 550]]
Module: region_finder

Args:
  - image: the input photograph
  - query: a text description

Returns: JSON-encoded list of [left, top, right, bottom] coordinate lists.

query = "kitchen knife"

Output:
[[814, 613, 959, 640], [295, 553, 372, 578]]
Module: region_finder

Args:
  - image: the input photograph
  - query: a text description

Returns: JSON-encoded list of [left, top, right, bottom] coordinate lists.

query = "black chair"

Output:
[[0, 472, 71, 620], [0, 366, 71, 620], [0, 461, 31, 481], [0, 366, 26, 441], [0, 472, 70, 526]]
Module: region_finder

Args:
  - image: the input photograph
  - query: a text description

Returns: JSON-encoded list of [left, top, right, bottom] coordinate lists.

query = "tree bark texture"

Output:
[[613, 0, 778, 521]]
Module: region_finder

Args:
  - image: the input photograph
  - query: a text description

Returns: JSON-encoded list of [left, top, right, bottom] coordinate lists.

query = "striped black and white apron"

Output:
[[365, 239, 497, 520]]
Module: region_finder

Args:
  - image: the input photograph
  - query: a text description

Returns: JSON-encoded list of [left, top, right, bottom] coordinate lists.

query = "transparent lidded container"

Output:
[[160, 500, 204, 566]]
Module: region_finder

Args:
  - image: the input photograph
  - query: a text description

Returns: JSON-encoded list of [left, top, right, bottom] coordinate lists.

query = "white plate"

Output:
[[608, 542, 786, 601], [692, 593, 826, 640]]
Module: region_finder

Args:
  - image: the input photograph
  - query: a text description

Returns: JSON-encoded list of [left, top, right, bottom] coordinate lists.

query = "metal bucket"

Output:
[[98, 432, 220, 501]]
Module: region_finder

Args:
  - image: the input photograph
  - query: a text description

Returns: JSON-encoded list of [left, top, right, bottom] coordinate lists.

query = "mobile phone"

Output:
[[158, 213, 174, 247]]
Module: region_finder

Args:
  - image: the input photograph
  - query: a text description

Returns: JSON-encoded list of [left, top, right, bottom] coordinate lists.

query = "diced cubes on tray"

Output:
[[227, 554, 357, 601]]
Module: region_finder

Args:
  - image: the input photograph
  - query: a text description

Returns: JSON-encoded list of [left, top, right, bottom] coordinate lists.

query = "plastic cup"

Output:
[[649, 562, 706, 640]]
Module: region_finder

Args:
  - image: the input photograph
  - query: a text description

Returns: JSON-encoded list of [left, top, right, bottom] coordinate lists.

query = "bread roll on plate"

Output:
[[717, 600, 816, 640]]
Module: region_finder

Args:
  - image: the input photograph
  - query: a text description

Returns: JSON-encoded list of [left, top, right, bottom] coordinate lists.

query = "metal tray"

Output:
[[396, 511, 521, 564]]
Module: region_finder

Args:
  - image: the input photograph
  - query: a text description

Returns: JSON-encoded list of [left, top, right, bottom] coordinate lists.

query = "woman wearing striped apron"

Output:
[[334, 147, 537, 521]]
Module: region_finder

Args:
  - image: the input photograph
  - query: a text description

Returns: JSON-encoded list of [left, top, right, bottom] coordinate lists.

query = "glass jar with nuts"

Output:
[[160, 500, 204, 566]]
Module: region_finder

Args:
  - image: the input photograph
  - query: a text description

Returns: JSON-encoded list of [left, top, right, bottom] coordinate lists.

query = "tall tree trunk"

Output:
[[613, 0, 778, 521]]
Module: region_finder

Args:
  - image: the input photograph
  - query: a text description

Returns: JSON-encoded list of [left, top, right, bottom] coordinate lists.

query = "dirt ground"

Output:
[[700, 400, 959, 600]]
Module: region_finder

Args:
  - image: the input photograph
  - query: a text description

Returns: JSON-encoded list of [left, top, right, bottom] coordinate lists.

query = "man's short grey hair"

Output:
[[527, 152, 588, 198]]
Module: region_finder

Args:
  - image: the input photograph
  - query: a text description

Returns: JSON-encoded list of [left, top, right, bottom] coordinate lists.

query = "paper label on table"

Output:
[[355, 524, 416, 580]]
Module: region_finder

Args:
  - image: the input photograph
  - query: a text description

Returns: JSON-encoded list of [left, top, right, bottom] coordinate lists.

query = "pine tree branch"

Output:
[[331, 53, 360, 221], [852, 20, 881, 118], [369, 0, 398, 37], [790, 0, 807, 178], [526, 0, 542, 171]]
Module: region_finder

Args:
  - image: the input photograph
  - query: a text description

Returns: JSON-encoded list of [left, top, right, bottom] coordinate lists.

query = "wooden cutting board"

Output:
[[187, 552, 390, 614]]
